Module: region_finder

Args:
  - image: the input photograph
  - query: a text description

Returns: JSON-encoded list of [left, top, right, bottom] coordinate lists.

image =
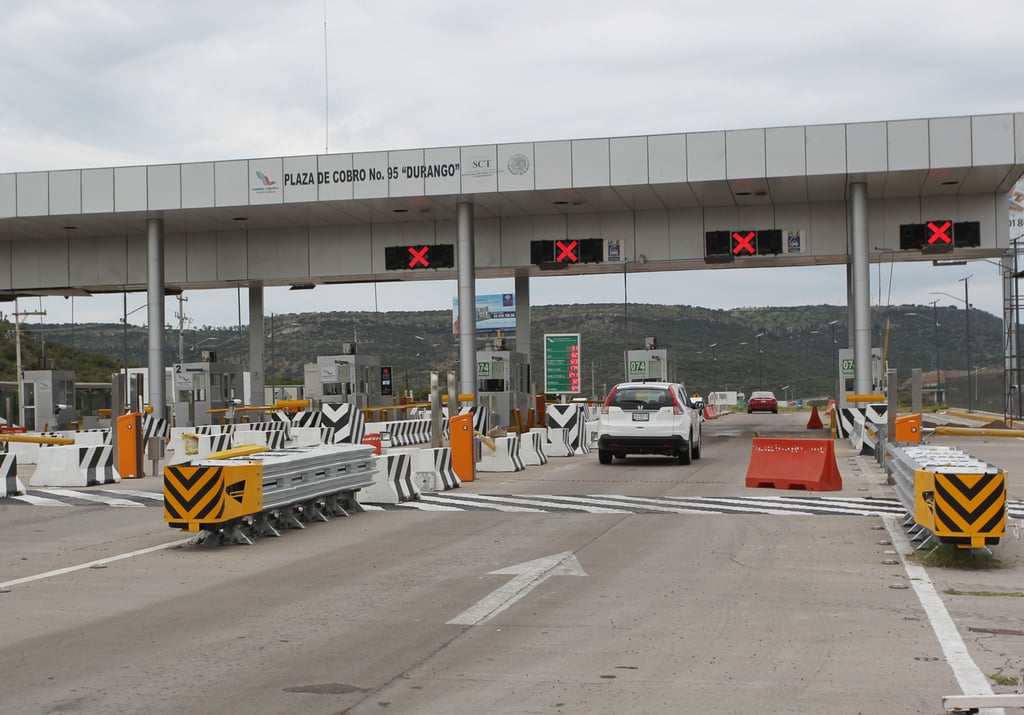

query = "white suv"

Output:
[[597, 382, 703, 465]]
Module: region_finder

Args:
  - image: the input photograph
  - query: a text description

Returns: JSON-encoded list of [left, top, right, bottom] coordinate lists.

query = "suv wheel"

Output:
[[678, 433, 692, 465], [691, 428, 702, 460], [598, 449, 612, 465]]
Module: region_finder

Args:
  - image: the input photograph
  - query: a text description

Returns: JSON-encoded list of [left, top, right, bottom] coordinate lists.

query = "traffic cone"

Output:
[[806, 404, 824, 429]]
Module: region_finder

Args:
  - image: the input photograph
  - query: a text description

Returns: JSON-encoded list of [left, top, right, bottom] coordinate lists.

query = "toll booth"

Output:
[[624, 337, 671, 383], [476, 340, 531, 429], [303, 344, 383, 409], [838, 347, 884, 408], [172, 359, 244, 427], [21, 369, 77, 431]]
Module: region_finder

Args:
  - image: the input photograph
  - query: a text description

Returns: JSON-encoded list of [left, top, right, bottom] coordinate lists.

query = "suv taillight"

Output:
[[602, 387, 617, 414], [670, 390, 684, 415]]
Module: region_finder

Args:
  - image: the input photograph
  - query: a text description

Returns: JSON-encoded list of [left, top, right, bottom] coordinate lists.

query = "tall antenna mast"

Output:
[[323, 0, 330, 154]]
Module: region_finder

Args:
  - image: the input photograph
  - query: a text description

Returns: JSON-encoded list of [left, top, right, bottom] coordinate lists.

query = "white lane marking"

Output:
[[882, 515, 1003, 715], [604, 494, 808, 515], [452, 493, 630, 514], [0, 537, 196, 591], [447, 551, 586, 626], [417, 495, 543, 513], [394, 501, 465, 511], [42, 489, 144, 508], [96, 489, 164, 501], [6, 494, 72, 506]]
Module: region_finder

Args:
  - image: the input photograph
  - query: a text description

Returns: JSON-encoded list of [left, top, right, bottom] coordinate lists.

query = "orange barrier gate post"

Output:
[[894, 413, 922, 443], [744, 438, 843, 491], [116, 412, 144, 478], [449, 412, 476, 482]]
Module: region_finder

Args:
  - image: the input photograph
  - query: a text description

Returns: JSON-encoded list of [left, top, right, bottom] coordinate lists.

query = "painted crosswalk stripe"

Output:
[[95, 489, 164, 502], [440, 493, 632, 514], [603, 494, 812, 515], [42, 489, 145, 508], [416, 494, 544, 513], [676, 496, 905, 516]]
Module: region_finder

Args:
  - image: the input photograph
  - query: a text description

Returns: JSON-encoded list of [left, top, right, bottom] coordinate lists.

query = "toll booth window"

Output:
[[23, 382, 35, 407]]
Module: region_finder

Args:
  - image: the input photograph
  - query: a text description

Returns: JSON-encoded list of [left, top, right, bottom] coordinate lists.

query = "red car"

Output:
[[747, 391, 778, 414]]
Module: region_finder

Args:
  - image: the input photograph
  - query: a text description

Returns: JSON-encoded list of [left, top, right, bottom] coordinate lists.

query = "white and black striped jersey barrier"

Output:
[[519, 431, 548, 466], [164, 443, 377, 545], [546, 404, 589, 454], [142, 414, 170, 441], [0, 452, 26, 497], [459, 405, 491, 434], [365, 419, 431, 447], [387, 447, 461, 492], [61, 428, 112, 446], [320, 404, 366, 445], [358, 452, 418, 504], [30, 445, 120, 487], [288, 426, 332, 447], [4, 433, 65, 465], [231, 429, 289, 451], [291, 410, 322, 428], [478, 434, 526, 472], [539, 427, 574, 458], [836, 405, 884, 456]]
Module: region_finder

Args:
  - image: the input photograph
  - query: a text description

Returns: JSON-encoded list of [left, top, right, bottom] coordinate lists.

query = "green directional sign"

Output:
[[544, 333, 581, 394]]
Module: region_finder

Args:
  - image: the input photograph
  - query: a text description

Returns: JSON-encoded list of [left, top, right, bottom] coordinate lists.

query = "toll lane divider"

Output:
[[519, 431, 548, 466], [320, 404, 366, 445], [30, 445, 120, 487], [364, 419, 431, 447], [546, 404, 588, 454], [0, 452, 26, 497], [478, 434, 526, 472], [744, 438, 843, 491], [164, 443, 377, 545], [885, 444, 1006, 550], [386, 447, 461, 492], [539, 427, 574, 457], [358, 452, 417, 504], [836, 404, 887, 456]]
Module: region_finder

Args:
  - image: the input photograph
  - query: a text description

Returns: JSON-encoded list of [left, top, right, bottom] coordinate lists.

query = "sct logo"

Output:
[[472, 159, 493, 169], [255, 171, 277, 187]]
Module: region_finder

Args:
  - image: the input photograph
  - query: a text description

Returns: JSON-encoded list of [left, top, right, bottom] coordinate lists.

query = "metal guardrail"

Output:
[[164, 444, 378, 545], [885, 443, 1007, 550]]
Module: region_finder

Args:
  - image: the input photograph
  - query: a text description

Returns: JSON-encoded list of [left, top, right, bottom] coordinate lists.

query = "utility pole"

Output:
[[175, 295, 190, 367], [14, 298, 47, 428]]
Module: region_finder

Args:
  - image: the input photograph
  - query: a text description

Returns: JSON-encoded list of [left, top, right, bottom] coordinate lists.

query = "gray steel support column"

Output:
[[514, 271, 531, 360], [850, 182, 872, 394], [146, 217, 166, 420], [249, 284, 265, 407], [456, 201, 477, 404]]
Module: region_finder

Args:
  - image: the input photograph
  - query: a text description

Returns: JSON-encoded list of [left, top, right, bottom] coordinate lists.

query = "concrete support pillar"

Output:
[[456, 201, 477, 405], [850, 182, 872, 395], [146, 217, 165, 420], [248, 283, 264, 407], [515, 270, 531, 359]]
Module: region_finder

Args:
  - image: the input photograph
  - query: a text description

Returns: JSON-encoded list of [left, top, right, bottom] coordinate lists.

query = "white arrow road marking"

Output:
[[447, 551, 586, 626]]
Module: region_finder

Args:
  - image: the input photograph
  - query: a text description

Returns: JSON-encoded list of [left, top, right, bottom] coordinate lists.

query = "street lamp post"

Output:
[[827, 320, 840, 401], [959, 275, 972, 412], [930, 299, 942, 403], [755, 332, 765, 386]]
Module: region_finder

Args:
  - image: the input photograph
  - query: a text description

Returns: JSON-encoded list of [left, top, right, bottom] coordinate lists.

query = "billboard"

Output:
[[452, 293, 516, 335]]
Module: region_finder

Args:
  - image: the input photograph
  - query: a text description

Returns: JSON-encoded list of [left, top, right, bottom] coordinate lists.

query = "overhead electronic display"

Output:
[[530, 238, 604, 266], [384, 244, 455, 270], [898, 220, 981, 250]]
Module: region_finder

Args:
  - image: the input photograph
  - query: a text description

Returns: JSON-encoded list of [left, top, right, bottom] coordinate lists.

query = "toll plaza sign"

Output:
[[544, 334, 581, 394]]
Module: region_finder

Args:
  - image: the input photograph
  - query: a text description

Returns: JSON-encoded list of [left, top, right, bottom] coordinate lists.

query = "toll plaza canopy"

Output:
[[0, 111, 1022, 295], [1, 111, 1022, 414]]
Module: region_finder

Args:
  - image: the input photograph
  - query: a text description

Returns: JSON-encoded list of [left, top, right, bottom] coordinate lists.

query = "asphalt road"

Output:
[[1, 412, 1021, 715]]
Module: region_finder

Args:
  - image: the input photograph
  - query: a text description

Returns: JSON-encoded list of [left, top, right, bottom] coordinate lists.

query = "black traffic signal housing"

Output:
[[898, 220, 980, 250]]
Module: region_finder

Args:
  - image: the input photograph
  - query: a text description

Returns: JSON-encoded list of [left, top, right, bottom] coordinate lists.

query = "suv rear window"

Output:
[[609, 387, 674, 411]]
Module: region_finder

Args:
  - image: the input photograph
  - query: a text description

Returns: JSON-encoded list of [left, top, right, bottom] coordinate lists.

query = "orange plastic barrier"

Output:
[[362, 433, 382, 455], [894, 413, 922, 443], [703, 404, 719, 420], [806, 404, 823, 429], [744, 438, 843, 491]]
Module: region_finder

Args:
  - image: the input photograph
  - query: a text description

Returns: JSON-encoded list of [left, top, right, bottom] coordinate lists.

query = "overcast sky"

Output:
[[1, 0, 1021, 328]]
